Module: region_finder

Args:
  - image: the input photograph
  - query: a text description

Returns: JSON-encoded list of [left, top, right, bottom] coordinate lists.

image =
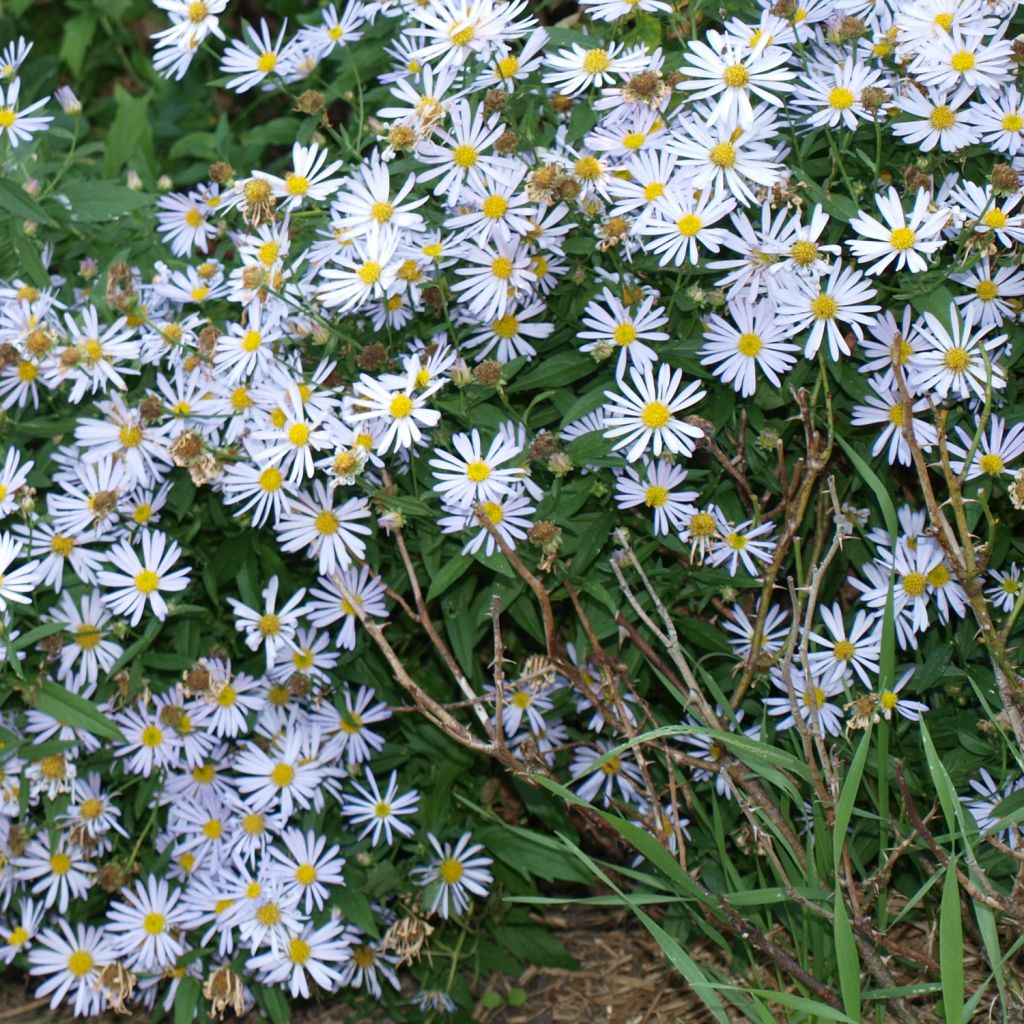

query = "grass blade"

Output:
[[940, 861, 964, 1024]]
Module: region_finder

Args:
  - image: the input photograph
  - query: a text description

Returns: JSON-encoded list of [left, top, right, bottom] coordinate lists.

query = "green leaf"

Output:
[[174, 977, 200, 1024], [0, 178, 57, 227], [256, 983, 290, 1024], [836, 436, 897, 540], [11, 621, 67, 651], [58, 181, 154, 222], [105, 86, 153, 178], [940, 862, 964, 1024], [425, 553, 472, 602], [59, 13, 98, 79], [833, 725, 871, 873], [32, 681, 126, 742], [10, 225, 50, 289], [833, 884, 861, 1021]]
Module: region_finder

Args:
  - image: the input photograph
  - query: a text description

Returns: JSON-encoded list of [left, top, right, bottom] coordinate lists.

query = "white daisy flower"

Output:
[[602, 362, 707, 462], [96, 530, 191, 626], [227, 575, 307, 669], [911, 304, 1007, 401], [342, 770, 420, 846], [699, 296, 799, 396], [429, 428, 526, 509], [614, 458, 698, 535], [412, 832, 494, 918], [848, 187, 948, 275]]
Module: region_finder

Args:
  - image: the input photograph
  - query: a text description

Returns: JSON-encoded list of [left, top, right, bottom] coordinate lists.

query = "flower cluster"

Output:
[[1, 0, 1024, 1015]]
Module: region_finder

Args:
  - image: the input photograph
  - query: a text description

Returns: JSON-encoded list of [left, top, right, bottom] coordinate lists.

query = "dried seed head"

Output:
[[294, 89, 326, 115]]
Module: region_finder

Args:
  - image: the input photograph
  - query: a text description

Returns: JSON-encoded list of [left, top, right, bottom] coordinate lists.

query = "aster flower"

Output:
[[602, 363, 706, 463]]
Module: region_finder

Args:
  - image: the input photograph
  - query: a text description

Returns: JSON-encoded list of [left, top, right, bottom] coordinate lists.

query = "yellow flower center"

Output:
[[466, 460, 491, 482], [257, 613, 281, 637], [143, 912, 167, 935], [0, 110, 16, 129], [371, 201, 394, 224], [357, 260, 382, 286], [982, 208, 1008, 229], [307, 511, 338, 540], [449, 23, 475, 46], [390, 394, 413, 418], [828, 86, 855, 109], [80, 798, 103, 820], [491, 256, 513, 280], [18, 361, 37, 382], [725, 532, 748, 550], [288, 422, 310, 447], [256, 51, 277, 73], [496, 55, 519, 79], [645, 485, 668, 508], [255, 903, 282, 926], [889, 227, 916, 251], [51, 533, 75, 558], [231, 386, 253, 411], [613, 322, 637, 346], [452, 143, 478, 168], [258, 241, 279, 266], [1001, 578, 1020, 594], [979, 453, 1004, 475], [40, 755, 66, 779], [119, 424, 143, 448], [1002, 113, 1024, 133], [582, 48, 611, 75], [833, 639, 855, 661], [622, 131, 646, 149], [933, 11, 954, 29], [67, 951, 94, 977], [722, 63, 750, 88], [50, 852, 72, 876], [689, 512, 716, 537], [288, 937, 311, 965], [709, 142, 737, 168], [295, 864, 316, 885], [188, 1, 208, 22], [439, 857, 465, 884], [192, 763, 215, 783], [135, 570, 160, 594], [7, 927, 28, 947], [676, 214, 702, 237], [482, 195, 508, 219], [141, 725, 164, 748], [810, 294, 838, 320], [888, 404, 904, 425], [790, 240, 819, 266], [641, 401, 670, 429], [480, 501, 504, 524], [950, 50, 975, 72], [736, 332, 762, 357], [975, 280, 998, 301], [270, 763, 295, 787], [929, 105, 956, 130], [492, 314, 519, 338], [203, 819, 223, 840], [242, 812, 265, 835], [927, 564, 951, 587], [643, 181, 665, 201], [943, 347, 970, 372], [880, 691, 899, 711], [803, 686, 826, 709], [575, 156, 602, 181], [902, 571, 927, 597]]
